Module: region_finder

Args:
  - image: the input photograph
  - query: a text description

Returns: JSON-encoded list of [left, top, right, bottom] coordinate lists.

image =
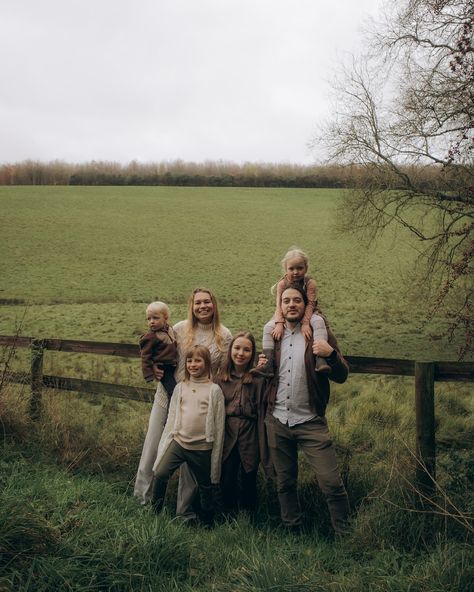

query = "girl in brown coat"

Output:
[[216, 331, 270, 514]]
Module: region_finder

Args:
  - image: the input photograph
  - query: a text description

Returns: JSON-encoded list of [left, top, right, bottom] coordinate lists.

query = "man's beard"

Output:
[[284, 312, 303, 322]]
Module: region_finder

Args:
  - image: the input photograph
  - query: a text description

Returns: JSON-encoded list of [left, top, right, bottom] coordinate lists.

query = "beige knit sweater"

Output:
[[173, 320, 232, 381], [152, 380, 225, 483]]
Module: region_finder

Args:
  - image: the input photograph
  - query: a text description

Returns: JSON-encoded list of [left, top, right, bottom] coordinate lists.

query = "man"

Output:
[[262, 284, 350, 534]]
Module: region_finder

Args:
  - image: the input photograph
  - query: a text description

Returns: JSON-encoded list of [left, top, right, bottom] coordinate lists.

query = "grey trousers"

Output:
[[265, 414, 350, 534]]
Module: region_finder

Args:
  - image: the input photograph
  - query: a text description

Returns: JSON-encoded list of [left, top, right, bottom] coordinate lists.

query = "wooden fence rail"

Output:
[[2, 334, 474, 495]]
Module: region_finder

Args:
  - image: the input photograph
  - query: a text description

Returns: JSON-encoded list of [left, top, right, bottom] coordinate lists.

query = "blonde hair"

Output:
[[280, 246, 309, 273], [184, 345, 212, 381], [146, 301, 170, 318], [182, 287, 226, 351], [271, 246, 310, 295]]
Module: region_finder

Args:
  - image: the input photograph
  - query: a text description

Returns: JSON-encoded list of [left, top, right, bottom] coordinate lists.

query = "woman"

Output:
[[134, 287, 232, 510]]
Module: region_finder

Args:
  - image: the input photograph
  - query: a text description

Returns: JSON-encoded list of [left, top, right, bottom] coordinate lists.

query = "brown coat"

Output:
[[216, 373, 273, 476], [139, 326, 178, 396]]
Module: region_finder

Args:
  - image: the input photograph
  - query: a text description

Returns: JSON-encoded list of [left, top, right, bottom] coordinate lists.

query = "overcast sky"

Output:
[[1, 0, 383, 165]]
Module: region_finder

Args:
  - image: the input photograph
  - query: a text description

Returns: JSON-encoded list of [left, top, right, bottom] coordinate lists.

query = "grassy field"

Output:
[[0, 185, 466, 361], [1, 186, 473, 591]]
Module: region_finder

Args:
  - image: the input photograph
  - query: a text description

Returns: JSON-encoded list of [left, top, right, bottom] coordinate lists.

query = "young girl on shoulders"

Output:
[[216, 331, 272, 515], [267, 246, 330, 372], [152, 345, 225, 528]]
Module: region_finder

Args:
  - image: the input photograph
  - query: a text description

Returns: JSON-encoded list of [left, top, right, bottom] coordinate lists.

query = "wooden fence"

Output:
[[1, 334, 474, 495]]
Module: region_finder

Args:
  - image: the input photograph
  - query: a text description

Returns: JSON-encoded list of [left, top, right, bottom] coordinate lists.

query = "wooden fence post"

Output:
[[30, 339, 44, 420], [414, 361, 436, 497]]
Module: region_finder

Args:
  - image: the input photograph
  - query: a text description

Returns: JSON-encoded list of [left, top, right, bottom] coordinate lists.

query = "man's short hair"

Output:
[[281, 283, 308, 306]]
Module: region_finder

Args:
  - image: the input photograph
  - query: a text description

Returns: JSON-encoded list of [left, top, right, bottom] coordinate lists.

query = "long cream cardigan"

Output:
[[152, 381, 225, 484]]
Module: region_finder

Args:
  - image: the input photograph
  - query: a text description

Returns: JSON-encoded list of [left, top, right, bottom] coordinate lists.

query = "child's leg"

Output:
[[134, 383, 169, 504], [176, 463, 199, 521], [152, 440, 185, 513], [310, 313, 328, 341], [240, 466, 258, 513], [251, 320, 275, 376], [220, 446, 240, 512], [185, 449, 214, 527], [224, 445, 258, 513], [310, 314, 331, 373]]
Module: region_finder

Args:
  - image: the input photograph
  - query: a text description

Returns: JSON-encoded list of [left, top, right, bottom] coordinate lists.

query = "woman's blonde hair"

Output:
[[183, 345, 212, 380], [182, 287, 226, 351]]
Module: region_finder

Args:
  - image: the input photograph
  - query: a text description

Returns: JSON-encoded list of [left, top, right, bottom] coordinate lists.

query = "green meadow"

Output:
[[0, 185, 464, 360], [1, 186, 473, 591]]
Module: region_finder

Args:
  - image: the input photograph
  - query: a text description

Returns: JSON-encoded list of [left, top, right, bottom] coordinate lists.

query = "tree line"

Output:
[[0, 158, 458, 189]]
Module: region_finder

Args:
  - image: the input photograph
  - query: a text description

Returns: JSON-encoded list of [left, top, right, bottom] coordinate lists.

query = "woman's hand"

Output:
[[153, 366, 165, 381], [271, 323, 284, 341], [257, 353, 268, 367]]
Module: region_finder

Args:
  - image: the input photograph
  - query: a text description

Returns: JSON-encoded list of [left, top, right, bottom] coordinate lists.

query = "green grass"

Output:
[[1, 444, 473, 592], [0, 185, 465, 361]]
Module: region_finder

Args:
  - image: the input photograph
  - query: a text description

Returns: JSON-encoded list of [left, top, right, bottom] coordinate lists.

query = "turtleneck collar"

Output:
[[196, 321, 213, 331], [190, 375, 212, 384]]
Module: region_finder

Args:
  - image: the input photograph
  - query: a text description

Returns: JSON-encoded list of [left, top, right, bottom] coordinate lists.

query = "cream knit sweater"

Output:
[[152, 380, 225, 484], [173, 320, 232, 381]]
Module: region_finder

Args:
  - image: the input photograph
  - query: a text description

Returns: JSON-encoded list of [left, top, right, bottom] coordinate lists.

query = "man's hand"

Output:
[[271, 323, 284, 341], [312, 340, 334, 358]]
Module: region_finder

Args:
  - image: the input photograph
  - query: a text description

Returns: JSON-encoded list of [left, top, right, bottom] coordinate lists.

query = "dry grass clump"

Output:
[[36, 389, 148, 476], [0, 381, 31, 443]]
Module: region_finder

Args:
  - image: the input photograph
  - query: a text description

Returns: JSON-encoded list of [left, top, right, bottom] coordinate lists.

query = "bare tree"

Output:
[[314, 0, 473, 357]]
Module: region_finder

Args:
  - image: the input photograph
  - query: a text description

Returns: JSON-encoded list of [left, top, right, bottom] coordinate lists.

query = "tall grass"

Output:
[[1, 366, 472, 591], [1, 448, 472, 591]]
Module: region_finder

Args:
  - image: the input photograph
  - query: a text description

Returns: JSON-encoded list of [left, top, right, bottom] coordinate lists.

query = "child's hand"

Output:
[[271, 323, 284, 341], [301, 323, 312, 341]]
